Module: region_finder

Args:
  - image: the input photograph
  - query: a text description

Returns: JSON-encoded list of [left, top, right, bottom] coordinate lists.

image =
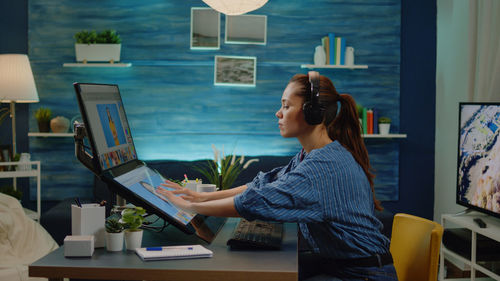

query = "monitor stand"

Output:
[[453, 208, 474, 217], [74, 122, 100, 175]]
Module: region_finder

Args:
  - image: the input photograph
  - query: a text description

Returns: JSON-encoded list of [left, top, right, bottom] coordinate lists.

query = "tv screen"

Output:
[[457, 102, 500, 218]]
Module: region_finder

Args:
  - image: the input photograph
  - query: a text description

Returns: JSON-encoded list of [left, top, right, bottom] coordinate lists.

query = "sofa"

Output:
[[40, 156, 394, 245]]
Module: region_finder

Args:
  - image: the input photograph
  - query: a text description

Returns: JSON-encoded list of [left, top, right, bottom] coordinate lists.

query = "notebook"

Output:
[[135, 245, 213, 261]]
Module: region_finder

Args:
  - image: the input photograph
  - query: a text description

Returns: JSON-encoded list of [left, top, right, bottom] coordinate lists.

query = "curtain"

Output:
[[468, 0, 500, 102]]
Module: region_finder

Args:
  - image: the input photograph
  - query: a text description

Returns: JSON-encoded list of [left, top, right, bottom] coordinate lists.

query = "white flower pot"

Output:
[[124, 229, 143, 251], [75, 43, 121, 62], [379, 123, 391, 135], [105, 232, 124, 252]]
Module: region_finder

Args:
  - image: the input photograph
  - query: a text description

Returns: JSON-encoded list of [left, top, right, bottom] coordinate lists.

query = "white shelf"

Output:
[[63, 62, 132, 67], [362, 133, 406, 138], [440, 213, 500, 281], [300, 64, 368, 69], [0, 161, 41, 221], [28, 132, 74, 137]]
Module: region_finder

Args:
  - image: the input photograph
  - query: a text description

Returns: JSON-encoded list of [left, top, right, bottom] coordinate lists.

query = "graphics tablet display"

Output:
[[74, 83, 226, 242]]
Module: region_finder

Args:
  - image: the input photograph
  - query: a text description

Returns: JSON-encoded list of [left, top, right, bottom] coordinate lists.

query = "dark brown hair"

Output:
[[289, 74, 382, 211]]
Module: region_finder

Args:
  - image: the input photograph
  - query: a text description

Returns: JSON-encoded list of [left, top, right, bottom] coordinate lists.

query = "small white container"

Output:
[[197, 184, 217, 193], [71, 204, 105, 248], [105, 232, 124, 252], [75, 43, 121, 62], [64, 235, 94, 257], [124, 229, 143, 251], [184, 180, 201, 191], [379, 123, 391, 135]]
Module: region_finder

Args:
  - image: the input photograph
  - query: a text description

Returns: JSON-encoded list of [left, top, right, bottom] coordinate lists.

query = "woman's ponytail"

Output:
[[329, 94, 382, 211]]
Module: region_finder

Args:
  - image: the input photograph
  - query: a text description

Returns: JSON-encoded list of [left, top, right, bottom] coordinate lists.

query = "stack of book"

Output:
[[321, 33, 346, 65], [360, 107, 379, 135]]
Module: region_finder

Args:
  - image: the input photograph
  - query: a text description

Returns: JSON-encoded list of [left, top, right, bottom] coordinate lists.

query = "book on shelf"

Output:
[[322, 36, 330, 65], [373, 108, 379, 134], [334, 37, 346, 65], [362, 107, 367, 135], [366, 109, 373, 134], [328, 33, 335, 65]]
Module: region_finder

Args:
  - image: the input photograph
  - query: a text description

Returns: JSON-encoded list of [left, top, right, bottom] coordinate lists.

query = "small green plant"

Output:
[[74, 30, 121, 44], [120, 206, 146, 231], [378, 116, 392, 124], [0, 185, 23, 201], [105, 218, 124, 233], [34, 107, 52, 122], [194, 145, 259, 190], [0, 104, 9, 126]]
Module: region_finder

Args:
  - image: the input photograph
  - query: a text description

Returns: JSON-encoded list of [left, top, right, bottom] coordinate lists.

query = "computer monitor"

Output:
[[74, 83, 225, 242], [456, 102, 500, 219]]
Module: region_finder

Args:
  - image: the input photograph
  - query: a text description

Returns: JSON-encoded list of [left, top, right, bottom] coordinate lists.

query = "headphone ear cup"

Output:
[[303, 102, 323, 125]]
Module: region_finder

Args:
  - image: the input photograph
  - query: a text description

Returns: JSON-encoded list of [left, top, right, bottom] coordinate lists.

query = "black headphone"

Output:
[[302, 71, 324, 125]]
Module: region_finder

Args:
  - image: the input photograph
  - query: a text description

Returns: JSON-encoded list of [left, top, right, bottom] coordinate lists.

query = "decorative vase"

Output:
[[37, 120, 50, 132], [75, 43, 121, 63], [124, 229, 143, 251], [379, 123, 391, 135], [105, 232, 124, 252], [345, 46, 355, 66], [50, 116, 70, 133], [314, 45, 326, 65]]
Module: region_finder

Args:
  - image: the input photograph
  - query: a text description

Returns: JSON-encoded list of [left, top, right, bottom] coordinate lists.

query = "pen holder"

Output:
[[71, 204, 105, 248]]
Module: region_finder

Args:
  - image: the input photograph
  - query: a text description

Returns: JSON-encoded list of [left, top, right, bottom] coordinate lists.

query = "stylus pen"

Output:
[[146, 247, 163, 251], [146, 246, 194, 251]]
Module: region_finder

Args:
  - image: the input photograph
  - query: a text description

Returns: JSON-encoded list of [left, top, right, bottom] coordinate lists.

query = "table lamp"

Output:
[[0, 54, 39, 156], [202, 0, 268, 15]]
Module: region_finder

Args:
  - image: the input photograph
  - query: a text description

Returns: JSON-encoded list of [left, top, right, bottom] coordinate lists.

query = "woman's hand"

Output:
[[156, 186, 194, 212], [160, 180, 207, 202]]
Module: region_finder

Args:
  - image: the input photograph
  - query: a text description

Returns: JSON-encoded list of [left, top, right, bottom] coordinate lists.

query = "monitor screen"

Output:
[[457, 102, 500, 218], [75, 83, 137, 171]]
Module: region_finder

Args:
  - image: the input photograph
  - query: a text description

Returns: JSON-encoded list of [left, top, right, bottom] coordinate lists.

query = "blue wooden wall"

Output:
[[28, 0, 401, 201]]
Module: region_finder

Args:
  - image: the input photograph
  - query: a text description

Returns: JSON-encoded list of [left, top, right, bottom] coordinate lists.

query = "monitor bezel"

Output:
[[456, 102, 500, 219], [74, 83, 225, 241]]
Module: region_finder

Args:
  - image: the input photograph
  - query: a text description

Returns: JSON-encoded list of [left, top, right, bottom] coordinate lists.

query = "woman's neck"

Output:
[[299, 126, 332, 153]]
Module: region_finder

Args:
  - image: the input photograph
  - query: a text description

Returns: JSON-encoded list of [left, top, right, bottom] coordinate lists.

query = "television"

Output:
[[456, 102, 500, 218]]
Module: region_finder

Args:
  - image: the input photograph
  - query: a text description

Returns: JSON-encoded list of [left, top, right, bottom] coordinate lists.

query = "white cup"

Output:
[[184, 180, 201, 191], [196, 184, 217, 193]]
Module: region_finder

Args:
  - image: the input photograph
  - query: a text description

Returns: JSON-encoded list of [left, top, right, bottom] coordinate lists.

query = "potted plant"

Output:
[[378, 116, 391, 135], [120, 206, 145, 250], [105, 218, 124, 252], [0, 185, 22, 202], [194, 145, 259, 190], [34, 107, 52, 132], [74, 29, 122, 63]]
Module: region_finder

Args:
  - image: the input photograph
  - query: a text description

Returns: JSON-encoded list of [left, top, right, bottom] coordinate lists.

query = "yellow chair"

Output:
[[389, 213, 444, 281]]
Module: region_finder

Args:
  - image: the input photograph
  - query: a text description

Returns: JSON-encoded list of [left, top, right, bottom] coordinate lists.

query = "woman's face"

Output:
[[275, 82, 310, 138]]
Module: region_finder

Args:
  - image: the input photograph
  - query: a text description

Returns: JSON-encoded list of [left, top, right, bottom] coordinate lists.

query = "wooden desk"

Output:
[[29, 218, 298, 281]]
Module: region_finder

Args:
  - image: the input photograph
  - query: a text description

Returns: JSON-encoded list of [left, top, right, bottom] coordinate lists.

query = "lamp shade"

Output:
[[202, 0, 268, 15], [0, 54, 39, 103]]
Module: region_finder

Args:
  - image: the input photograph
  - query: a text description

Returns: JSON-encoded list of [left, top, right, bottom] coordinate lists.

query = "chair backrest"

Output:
[[389, 213, 444, 281]]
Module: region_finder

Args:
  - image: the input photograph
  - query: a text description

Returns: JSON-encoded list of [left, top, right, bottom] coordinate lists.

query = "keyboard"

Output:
[[227, 219, 284, 250]]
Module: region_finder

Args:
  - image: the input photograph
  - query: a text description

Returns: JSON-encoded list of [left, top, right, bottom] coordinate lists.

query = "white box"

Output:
[[64, 235, 94, 257], [71, 204, 105, 248]]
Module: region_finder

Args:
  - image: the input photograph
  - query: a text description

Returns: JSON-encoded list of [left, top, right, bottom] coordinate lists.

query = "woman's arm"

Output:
[[156, 186, 240, 217], [160, 180, 247, 202]]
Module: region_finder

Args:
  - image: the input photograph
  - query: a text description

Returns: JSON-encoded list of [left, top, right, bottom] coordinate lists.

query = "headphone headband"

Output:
[[303, 71, 323, 125]]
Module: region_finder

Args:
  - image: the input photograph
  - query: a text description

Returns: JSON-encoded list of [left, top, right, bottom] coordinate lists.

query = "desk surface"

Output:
[[29, 217, 298, 281]]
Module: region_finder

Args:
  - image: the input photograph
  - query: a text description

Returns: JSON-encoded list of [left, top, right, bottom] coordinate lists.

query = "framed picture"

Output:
[[214, 56, 256, 87], [191, 7, 220, 50], [225, 15, 267, 45], [0, 144, 13, 171]]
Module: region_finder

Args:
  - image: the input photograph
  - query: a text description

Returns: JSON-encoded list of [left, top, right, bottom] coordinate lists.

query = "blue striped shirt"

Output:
[[234, 141, 390, 259]]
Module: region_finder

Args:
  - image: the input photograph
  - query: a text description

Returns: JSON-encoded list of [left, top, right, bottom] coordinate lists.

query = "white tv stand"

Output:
[[440, 212, 500, 280]]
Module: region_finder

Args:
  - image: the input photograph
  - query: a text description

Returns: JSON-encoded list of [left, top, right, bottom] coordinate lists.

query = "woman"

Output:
[[157, 72, 398, 281]]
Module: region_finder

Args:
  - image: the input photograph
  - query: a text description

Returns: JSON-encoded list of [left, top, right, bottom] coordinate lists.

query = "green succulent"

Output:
[[120, 206, 146, 231], [378, 116, 392, 124], [74, 30, 121, 44], [34, 107, 52, 122], [105, 218, 124, 233]]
